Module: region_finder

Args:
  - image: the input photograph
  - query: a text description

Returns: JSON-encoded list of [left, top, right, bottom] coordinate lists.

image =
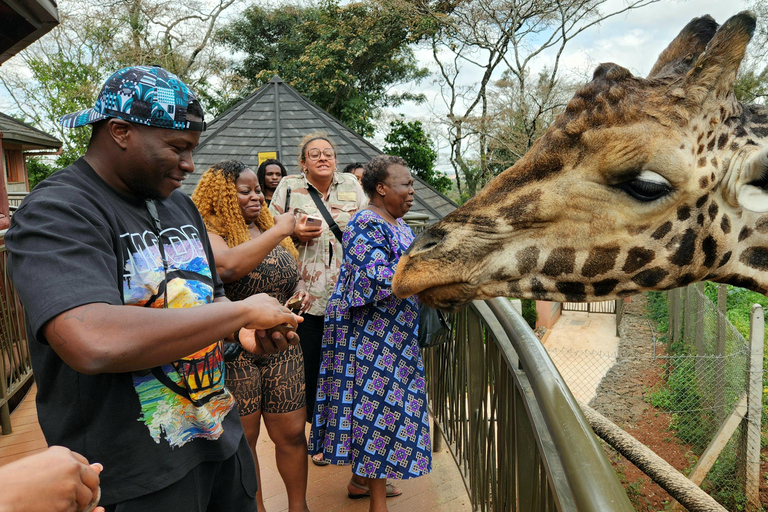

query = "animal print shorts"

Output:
[[225, 343, 306, 415]]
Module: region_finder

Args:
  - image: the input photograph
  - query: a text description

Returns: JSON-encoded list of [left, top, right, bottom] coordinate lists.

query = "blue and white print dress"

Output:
[[308, 209, 432, 480]]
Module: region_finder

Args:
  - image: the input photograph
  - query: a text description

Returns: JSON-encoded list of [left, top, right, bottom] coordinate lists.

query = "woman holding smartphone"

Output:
[[193, 160, 313, 512], [269, 134, 367, 455]]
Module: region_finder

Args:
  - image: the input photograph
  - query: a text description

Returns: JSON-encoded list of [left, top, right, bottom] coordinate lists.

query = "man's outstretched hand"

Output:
[[238, 293, 302, 354]]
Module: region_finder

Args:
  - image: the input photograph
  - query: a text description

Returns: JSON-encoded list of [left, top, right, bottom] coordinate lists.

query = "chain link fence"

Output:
[[545, 287, 759, 511]]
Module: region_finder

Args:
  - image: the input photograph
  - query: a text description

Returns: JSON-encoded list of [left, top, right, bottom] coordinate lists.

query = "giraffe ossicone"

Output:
[[393, 11, 768, 310]]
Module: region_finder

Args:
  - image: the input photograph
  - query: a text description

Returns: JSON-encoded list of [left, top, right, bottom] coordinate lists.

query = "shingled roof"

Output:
[[187, 76, 456, 223], [0, 112, 61, 150]]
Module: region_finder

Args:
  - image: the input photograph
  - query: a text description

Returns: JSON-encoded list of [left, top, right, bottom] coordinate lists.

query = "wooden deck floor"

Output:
[[0, 385, 471, 511]]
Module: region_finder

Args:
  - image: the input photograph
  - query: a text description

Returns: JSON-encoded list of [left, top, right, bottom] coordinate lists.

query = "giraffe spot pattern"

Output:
[[696, 213, 704, 226], [755, 216, 768, 234], [529, 277, 547, 300], [541, 248, 576, 277], [516, 246, 540, 275], [739, 247, 768, 271], [738, 227, 752, 242], [668, 229, 697, 266], [556, 282, 586, 302], [698, 159, 707, 169], [593, 279, 619, 296], [497, 191, 543, 222], [718, 251, 732, 268], [695, 194, 708, 209], [720, 215, 731, 234], [582, 246, 620, 278], [652, 222, 672, 240], [708, 203, 718, 221], [702, 236, 717, 267], [725, 275, 766, 295], [678, 273, 697, 286], [631, 267, 669, 288], [717, 133, 728, 149], [622, 247, 655, 274], [676, 206, 690, 221], [627, 224, 649, 235]]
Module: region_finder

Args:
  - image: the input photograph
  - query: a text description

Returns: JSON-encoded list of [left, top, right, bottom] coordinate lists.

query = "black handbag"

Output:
[[418, 304, 452, 348]]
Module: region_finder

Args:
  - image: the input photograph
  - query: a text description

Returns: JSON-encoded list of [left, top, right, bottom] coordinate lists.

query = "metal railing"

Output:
[[0, 230, 32, 434], [424, 297, 633, 511], [562, 300, 617, 314]]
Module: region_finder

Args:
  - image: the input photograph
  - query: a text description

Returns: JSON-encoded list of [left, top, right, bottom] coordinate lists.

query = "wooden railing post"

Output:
[[0, 367, 10, 435]]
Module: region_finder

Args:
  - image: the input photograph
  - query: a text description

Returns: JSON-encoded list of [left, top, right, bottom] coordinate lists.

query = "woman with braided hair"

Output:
[[193, 160, 313, 512]]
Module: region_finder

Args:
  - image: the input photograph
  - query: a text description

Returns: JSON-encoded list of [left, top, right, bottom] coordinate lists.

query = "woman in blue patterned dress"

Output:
[[308, 155, 431, 511]]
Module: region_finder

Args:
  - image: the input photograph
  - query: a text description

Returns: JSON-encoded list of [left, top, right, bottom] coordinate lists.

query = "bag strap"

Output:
[[307, 185, 343, 243]]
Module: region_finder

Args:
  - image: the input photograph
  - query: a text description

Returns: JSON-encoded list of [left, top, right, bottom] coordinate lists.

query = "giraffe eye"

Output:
[[614, 171, 673, 202]]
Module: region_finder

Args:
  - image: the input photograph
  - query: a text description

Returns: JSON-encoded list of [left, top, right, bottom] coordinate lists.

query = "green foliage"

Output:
[[218, 0, 430, 137], [383, 118, 451, 193], [26, 158, 57, 189], [520, 298, 537, 329]]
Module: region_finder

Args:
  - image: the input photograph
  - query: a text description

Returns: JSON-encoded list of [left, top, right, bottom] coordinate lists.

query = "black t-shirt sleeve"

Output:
[[6, 191, 123, 341]]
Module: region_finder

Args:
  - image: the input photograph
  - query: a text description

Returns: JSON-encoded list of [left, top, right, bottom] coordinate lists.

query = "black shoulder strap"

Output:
[[307, 185, 343, 243]]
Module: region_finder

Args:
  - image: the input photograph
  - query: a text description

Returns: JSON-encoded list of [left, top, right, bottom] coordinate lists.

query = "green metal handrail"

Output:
[[424, 297, 633, 511], [0, 230, 33, 434]]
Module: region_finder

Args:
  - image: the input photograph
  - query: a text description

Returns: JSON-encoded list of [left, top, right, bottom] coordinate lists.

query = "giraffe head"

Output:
[[394, 11, 768, 310]]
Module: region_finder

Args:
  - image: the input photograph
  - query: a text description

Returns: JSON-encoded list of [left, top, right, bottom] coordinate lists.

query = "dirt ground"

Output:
[[588, 294, 768, 511]]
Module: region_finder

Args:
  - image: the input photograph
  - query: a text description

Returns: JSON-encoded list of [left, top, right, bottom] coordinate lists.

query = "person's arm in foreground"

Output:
[[42, 293, 301, 375], [208, 211, 296, 283], [0, 446, 104, 512]]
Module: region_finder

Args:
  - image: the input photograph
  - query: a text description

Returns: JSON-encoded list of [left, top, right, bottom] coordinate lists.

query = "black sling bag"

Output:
[[306, 185, 344, 243]]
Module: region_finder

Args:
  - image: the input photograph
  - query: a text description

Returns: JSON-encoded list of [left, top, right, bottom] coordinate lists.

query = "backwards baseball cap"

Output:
[[60, 65, 206, 131]]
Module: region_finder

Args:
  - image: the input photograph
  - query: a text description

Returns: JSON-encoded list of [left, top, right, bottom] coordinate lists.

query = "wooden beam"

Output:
[[687, 394, 747, 485]]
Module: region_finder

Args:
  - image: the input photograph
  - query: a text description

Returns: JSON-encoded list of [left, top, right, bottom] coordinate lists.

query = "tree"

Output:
[[383, 118, 451, 193], [217, 0, 430, 137], [426, 0, 660, 198], [735, 1, 768, 105], [0, 0, 242, 182]]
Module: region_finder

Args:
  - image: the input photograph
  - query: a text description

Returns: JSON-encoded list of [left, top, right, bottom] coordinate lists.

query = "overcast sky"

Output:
[[380, 0, 755, 170]]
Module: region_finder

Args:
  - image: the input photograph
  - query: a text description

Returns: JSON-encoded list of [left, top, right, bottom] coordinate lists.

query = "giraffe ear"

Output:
[[683, 11, 755, 108], [735, 147, 768, 213], [647, 15, 718, 79]]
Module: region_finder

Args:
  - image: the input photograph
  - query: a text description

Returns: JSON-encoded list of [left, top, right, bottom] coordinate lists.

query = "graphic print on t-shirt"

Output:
[[121, 224, 234, 448]]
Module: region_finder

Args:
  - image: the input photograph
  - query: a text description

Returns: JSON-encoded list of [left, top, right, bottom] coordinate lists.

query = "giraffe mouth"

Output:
[[416, 282, 477, 312]]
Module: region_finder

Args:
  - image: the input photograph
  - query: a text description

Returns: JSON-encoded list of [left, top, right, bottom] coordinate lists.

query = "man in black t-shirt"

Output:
[[5, 66, 300, 511]]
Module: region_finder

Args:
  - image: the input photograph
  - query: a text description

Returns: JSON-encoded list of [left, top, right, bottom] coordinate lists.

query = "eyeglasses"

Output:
[[306, 148, 336, 161]]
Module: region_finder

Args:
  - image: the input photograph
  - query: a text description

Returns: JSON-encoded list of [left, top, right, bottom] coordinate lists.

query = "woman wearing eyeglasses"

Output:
[[270, 134, 367, 447]]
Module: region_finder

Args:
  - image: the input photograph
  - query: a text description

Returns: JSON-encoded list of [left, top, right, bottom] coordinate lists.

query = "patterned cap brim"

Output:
[[60, 108, 110, 128]]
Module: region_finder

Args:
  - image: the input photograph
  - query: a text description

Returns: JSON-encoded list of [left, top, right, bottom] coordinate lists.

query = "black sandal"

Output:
[[311, 454, 330, 466]]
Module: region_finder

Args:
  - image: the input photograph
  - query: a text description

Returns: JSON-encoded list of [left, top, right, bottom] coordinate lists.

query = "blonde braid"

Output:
[[192, 167, 250, 248], [193, 162, 299, 260]]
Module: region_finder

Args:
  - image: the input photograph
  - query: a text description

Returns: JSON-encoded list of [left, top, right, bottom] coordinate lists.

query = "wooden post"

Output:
[[673, 288, 682, 344], [694, 283, 706, 398], [742, 305, 763, 512], [715, 284, 727, 423], [684, 285, 694, 345], [0, 367, 10, 434]]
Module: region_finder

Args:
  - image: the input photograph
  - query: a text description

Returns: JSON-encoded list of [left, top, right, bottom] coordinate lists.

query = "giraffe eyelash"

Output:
[[613, 171, 673, 202]]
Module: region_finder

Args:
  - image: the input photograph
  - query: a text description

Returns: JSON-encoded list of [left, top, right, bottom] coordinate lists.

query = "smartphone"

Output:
[[284, 188, 291, 213], [305, 215, 323, 227]]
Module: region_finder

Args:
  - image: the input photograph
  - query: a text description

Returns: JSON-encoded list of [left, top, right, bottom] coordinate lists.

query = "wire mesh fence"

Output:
[[545, 286, 758, 511]]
